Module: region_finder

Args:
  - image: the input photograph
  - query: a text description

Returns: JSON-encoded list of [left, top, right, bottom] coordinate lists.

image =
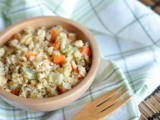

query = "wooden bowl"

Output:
[[0, 16, 100, 112]]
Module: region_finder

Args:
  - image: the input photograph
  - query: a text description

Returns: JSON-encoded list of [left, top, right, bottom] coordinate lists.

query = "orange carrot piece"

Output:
[[48, 58, 52, 62], [49, 29, 59, 43], [73, 68, 79, 73], [25, 51, 37, 61], [11, 90, 20, 96], [71, 64, 79, 73], [53, 41, 60, 50], [78, 77, 84, 81], [57, 86, 69, 94], [11, 34, 19, 40], [68, 33, 76, 43], [52, 54, 66, 65], [80, 47, 92, 58]]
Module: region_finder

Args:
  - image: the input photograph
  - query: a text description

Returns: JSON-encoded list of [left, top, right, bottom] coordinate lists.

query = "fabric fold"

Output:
[[0, 0, 159, 119]]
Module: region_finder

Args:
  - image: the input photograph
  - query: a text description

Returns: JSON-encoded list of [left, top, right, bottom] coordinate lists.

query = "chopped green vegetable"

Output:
[[22, 67, 36, 80], [48, 73, 63, 85]]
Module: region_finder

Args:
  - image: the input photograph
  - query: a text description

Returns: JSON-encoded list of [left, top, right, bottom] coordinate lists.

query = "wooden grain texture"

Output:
[[140, 0, 160, 14], [139, 86, 160, 120]]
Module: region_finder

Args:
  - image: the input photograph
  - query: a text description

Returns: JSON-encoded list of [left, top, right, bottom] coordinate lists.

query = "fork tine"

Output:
[[99, 96, 132, 119], [98, 90, 128, 111], [95, 86, 123, 107]]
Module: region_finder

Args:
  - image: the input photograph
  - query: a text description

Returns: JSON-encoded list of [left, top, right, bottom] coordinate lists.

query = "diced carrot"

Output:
[[52, 54, 66, 65], [71, 65, 84, 79], [57, 86, 69, 94], [48, 58, 52, 62], [20, 30, 26, 34], [53, 41, 60, 50], [49, 29, 59, 43], [71, 64, 79, 73], [11, 34, 19, 40], [25, 51, 37, 61], [80, 47, 92, 58], [73, 68, 79, 73], [71, 83, 78, 88], [78, 77, 84, 81], [68, 33, 76, 43], [11, 90, 20, 96]]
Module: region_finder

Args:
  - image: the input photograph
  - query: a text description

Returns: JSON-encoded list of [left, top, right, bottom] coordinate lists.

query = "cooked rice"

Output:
[[0, 25, 92, 98]]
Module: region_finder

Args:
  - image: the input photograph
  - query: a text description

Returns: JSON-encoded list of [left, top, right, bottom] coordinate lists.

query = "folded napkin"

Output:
[[0, 0, 160, 120]]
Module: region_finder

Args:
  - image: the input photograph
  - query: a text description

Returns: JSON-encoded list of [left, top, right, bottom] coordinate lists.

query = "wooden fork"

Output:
[[73, 86, 132, 120]]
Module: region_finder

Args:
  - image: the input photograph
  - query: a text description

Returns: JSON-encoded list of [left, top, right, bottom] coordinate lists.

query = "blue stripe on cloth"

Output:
[[40, 1, 59, 16], [9, 4, 41, 14], [0, 107, 21, 111]]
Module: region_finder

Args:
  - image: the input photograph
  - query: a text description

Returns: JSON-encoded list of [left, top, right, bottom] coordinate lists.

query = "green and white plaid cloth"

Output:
[[0, 0, 160, 119]]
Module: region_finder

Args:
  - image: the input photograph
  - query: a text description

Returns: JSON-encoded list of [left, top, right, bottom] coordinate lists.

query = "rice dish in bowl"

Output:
[[0, 25, 92, 98]]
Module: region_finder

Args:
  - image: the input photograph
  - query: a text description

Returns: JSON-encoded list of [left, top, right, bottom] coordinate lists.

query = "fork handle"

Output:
[[73, 114, 104, 120], [0, 31, 4, 37]]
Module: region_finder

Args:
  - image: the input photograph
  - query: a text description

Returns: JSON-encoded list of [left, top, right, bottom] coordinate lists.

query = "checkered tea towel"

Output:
[[0, 0, 160, 120]]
